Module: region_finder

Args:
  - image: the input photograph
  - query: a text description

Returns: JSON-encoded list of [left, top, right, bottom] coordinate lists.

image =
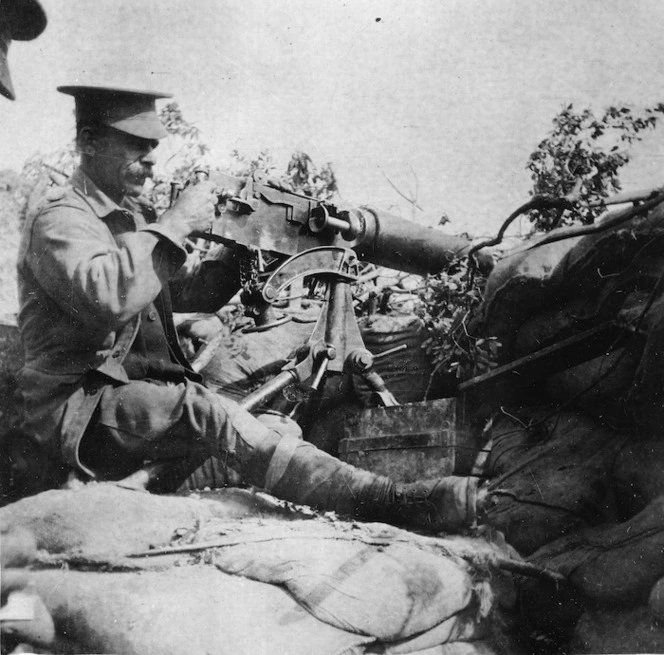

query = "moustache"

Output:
[[91, 153, 154, 168], [93, 154, 153, 180]]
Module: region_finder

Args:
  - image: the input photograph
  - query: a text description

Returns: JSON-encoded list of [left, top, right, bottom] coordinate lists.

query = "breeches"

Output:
[[78, 378, 297, 481]]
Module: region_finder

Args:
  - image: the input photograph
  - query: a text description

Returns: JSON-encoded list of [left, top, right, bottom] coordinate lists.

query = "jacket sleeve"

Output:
[[24, 201, 187, 328], [169, 244, 242, 313]]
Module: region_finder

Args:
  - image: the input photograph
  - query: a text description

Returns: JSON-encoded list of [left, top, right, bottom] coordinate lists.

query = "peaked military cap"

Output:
[[1, 0, 47, 100], [57, 85, 173, 140]]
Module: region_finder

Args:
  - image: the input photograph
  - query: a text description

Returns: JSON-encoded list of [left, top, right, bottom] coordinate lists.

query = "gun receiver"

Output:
[[195, 170, 477, 277]]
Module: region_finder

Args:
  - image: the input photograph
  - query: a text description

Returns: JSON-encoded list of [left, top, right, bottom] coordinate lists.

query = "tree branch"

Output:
[[381, 170, 424, 213]]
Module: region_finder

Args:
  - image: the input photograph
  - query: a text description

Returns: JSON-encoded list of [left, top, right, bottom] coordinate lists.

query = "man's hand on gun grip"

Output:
[[158, 179, 219, 243]]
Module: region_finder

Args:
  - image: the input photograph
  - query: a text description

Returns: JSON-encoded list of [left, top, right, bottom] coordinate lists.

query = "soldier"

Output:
[[16, 84, 480, 533], [0, 0, 47, 100]]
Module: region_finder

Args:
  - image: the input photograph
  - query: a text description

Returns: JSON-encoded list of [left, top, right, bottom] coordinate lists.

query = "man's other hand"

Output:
[[158, 180, 218, 243]]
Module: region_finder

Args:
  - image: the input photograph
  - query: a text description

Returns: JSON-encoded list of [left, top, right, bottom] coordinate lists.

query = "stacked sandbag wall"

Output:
[[475, 362, 664, 651], [0, 484, 518, 655], [526, 492, 664, 653], [472, 201, 664, 652], [353, 314, 440, 404], [481, 408, 623, 557], [472, 202, 664, 432]]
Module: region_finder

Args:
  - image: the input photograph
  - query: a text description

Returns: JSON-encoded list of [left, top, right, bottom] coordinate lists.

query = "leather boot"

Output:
[[391, 476, 480, 533], [241, 434, 479, 534]]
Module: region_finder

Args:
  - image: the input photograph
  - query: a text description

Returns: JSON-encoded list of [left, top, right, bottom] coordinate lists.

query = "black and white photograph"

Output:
[[2, 1, 664, 653]]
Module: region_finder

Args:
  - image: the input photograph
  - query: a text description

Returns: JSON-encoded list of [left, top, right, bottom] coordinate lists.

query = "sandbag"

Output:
[[31, 568, 372, 655], [386, 632, 497, 655], [611, 438, 664, 517], [507, 203, 664, 345], [511, 292, 664, 433], [474, 236, 581, 359], [626, 289, 664, 435], [200, 320, 315, 401], [396, 645, 497, 655], [551, 203, 664, 305], [571, 604, 664, 654], [0, 484, 296, 560], [475, 204, 664, 427], [528, 494, 664, 608], [0, 525, 58, 654], [542, 349, 639, 428], [203, 521, 476, 641], [0, 484, 518, 654], [353, 315, 436, 404], [484, 409, 624, 555]]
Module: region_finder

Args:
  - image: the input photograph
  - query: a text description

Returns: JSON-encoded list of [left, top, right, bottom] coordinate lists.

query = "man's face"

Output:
[[88, 127, 159, 201]]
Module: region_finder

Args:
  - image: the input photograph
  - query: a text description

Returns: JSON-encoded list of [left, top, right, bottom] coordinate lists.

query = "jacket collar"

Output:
[[70, 167, 132, 219]]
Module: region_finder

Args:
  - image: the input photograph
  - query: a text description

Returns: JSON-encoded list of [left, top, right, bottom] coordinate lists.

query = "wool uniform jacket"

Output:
[[17, 167, 240, 475]]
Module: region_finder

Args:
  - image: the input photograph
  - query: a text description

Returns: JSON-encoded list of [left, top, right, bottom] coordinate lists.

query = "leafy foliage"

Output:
[[225, 148, 338, 201], [415, 101, 664, 381], [283, 151, 338, 201], [416, 257, 499, 380], [226, 149, 278, 179], [152, 103, 339, 210], [151, 103, 212, 213], [526, 103, 664, 230], [417, 102, 664, 380]]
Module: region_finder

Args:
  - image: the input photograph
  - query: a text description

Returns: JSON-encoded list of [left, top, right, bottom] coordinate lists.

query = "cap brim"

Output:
[[110, 116, 169, 140], [57, 85, 172, 100], [7, 0, 47, 41], [57, 85, 173, 140], [0, 50, 15, 100]]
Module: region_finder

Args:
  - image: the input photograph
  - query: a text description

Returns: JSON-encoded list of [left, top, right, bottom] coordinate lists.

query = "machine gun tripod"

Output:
[[237, 245, 399, 414]]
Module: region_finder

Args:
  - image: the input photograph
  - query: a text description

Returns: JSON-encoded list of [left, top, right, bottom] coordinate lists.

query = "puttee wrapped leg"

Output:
[[215, 396, 478, 533], [240, 433, 479, 533]]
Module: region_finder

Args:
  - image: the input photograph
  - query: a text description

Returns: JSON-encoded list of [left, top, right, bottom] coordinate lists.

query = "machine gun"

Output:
[[116, 171, 482, 490], [180, 169, 484, 412], [193, 170, 476, 276]]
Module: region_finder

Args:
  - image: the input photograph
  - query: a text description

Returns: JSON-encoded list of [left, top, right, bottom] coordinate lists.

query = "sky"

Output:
[[4, 0, 664, 236]]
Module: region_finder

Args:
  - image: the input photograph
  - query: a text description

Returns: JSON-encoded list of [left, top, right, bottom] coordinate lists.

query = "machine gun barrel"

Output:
[[346, 206, 478, 276]]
